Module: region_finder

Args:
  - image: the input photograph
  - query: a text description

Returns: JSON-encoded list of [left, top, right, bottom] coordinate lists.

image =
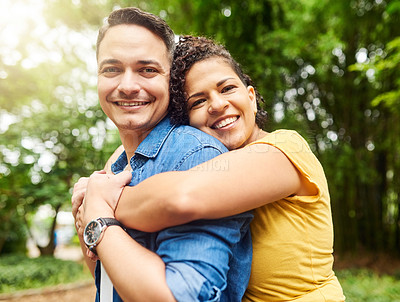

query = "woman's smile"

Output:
[[185, 58, 259, 150]]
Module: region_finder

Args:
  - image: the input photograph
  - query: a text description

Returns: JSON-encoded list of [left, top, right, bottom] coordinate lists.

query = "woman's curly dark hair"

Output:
[[169, 35, 267, 127]]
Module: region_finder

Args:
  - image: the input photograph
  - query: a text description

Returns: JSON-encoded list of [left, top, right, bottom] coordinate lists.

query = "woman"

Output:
[[77, 36, 345, 301]]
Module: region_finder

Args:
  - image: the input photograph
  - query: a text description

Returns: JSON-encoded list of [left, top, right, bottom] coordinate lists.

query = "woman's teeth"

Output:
[[213, 116, 238, 129]]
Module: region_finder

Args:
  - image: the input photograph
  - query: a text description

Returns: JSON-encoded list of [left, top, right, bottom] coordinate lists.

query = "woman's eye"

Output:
[[221, 85, 236, 93], [190, 99, 206, 109]]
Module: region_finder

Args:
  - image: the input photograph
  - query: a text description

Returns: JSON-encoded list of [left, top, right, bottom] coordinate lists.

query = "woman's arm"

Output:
[[116, 143, 315, 232]]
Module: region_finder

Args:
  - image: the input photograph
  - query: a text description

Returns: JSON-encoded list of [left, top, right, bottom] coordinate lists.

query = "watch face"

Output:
[[84, 220, 101, 245]]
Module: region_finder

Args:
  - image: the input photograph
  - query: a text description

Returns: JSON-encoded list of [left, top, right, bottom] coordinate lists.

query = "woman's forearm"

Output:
[[115, 171, 198, 232], [115, 144, 302, 231]]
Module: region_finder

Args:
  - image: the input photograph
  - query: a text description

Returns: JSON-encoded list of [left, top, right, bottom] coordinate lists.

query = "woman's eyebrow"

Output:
[[187, 77, 236, 101], [216, 77, 234, 87], [187, 92, 205, 102]]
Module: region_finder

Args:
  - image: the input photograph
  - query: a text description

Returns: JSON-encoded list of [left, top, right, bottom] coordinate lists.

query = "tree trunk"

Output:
[[37, 204, 61, 256]]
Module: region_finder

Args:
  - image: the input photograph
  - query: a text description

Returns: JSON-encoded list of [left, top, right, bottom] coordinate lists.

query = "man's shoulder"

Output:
[[170, 125, 227, 152]]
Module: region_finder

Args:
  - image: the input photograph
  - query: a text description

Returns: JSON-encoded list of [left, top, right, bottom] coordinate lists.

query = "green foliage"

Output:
[[0, 0, 121, 255], [1, 0, 400, 258], [337, 269, 400, 301], [143, 0, 400, 254], [0, 255, 91, 293]]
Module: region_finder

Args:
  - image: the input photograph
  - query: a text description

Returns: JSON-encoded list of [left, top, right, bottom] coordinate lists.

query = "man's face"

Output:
[[97, 24, 170, 138]]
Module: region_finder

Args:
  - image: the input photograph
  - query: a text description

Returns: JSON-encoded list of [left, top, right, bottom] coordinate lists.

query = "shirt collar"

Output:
[[111, 116, 175, 173], [135, 116, 175, 158]]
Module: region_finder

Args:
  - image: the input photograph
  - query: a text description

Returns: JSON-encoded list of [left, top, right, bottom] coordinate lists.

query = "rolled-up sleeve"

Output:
[[166, 262, 221, 302], [156, 213, 253, 302]]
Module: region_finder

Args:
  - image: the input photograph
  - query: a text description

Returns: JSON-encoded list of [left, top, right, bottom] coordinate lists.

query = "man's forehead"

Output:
[[100, 24, 166, 49], [97, 24, 170, 64]]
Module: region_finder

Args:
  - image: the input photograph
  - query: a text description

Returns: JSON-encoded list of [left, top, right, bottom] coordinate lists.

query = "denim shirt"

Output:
[[95, 116, 253, 302]]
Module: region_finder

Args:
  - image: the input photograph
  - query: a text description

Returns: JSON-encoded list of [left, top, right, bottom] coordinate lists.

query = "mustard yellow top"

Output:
[[243, 130, 345, 302]]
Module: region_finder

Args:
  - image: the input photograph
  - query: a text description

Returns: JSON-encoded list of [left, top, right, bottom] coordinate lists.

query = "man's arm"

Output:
[[78, 172, 177, 302], [96, 227, 177, 301], [71, 176, 96, 276], [71, 144, 124, 274], [157, 213, 252, 301], [80, 172, 252, 301]]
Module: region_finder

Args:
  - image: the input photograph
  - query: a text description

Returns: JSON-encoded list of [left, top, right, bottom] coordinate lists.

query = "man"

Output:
[[72, 7, 252, 302]]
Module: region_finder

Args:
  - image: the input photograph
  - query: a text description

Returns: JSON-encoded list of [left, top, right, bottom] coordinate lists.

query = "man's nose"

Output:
[[118, 70, 140, 97]]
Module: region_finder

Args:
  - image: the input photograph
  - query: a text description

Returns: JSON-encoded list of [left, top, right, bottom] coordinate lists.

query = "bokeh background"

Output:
[[0, 0, 400, 298]]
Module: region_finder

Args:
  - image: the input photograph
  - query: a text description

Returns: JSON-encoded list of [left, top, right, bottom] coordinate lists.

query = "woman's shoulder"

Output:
[[253, 129, 312, 152]]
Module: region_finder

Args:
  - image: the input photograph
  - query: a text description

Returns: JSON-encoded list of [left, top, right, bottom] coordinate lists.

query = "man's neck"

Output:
[[119, 131, 149, 161]]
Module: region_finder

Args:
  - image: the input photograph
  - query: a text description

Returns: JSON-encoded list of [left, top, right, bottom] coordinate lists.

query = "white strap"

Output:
[[100, 262, 113, 302]]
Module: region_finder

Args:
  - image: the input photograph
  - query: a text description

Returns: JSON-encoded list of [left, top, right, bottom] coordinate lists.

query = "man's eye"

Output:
[[101, 67, 120, 74], [141, 67, 158, 73], [139, 67, 159, 78]]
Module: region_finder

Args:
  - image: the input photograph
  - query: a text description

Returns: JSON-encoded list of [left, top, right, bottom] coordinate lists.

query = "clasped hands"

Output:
[[71, 170, 132, 260]]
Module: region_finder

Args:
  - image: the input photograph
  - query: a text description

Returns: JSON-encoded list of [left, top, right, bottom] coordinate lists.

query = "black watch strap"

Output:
[[99, 217, 126, 230]]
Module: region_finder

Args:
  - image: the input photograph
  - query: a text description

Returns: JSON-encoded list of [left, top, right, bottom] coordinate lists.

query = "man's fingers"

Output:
[[71, 189, 86, 218], [115, 170, 132, 185], [92, 170, 106, 175], [86, 248, 99, 262]]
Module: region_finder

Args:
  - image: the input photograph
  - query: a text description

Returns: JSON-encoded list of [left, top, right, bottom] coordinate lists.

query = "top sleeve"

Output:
[[249, 130, 328, 203]]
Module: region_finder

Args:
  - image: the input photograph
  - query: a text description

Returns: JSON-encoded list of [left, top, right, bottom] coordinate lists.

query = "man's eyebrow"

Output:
[[98, 59, 121, 70], [98, 59, 165, 70], [138, 59, 168, 73], [137, 59, 163, 68]]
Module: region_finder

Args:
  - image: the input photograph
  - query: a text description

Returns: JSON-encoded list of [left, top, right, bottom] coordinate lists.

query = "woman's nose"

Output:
[[208, 94, 228, 114]]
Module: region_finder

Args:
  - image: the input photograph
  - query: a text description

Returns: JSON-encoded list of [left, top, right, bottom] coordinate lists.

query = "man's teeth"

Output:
[[117, 101, 148, 106], [214, 117, 238, 129]]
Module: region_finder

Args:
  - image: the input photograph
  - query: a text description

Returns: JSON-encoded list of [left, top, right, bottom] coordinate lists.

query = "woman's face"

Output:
[[185, 58, 260, 150]]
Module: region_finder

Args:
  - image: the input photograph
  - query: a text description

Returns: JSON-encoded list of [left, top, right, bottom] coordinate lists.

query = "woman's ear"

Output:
[[247, 86, 257, 114]]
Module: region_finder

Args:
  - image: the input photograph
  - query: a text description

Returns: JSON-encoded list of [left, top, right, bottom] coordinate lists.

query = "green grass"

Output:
[[0, 254, 92, 294], [337, 269, 400, 302], [1, 254, 400, 300]]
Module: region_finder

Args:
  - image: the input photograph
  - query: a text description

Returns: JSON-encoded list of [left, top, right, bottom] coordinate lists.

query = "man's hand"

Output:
[[75, 171, 131, 262], [76, 171, 132, 229], [72, 171, 109, 233], [71, 176, 91, 220]]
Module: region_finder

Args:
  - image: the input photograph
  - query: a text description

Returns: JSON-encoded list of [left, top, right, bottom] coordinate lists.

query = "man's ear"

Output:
[[247, 86, 257, 114]]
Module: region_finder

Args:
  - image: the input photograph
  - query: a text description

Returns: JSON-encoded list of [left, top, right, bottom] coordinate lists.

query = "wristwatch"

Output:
[[83, 217, 125, 255]]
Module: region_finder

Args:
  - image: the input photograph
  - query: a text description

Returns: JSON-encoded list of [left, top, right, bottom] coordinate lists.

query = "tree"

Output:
[[156, 0, 400, 254], [1, 0, 399, 257], [0, 0, 120, 255]]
